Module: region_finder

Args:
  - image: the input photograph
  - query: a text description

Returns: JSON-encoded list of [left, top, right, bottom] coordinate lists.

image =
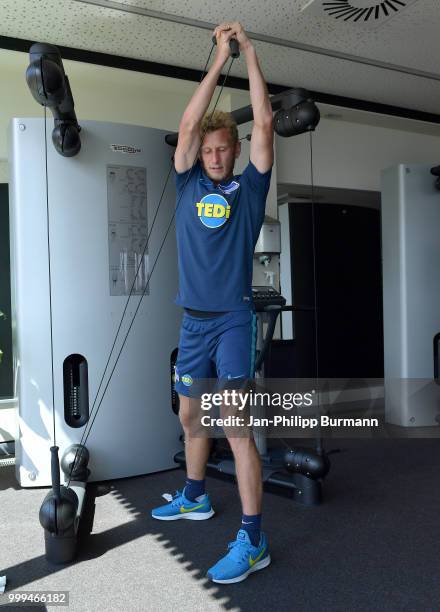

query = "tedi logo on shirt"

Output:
[[195, 193, 231, 229]]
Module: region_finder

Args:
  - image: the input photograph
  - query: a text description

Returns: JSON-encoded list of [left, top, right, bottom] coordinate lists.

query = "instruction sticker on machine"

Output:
[[107, 165, 149, 296]]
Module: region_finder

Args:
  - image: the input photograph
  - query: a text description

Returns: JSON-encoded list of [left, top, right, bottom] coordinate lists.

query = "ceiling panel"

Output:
[[1, 0, 439, 115]]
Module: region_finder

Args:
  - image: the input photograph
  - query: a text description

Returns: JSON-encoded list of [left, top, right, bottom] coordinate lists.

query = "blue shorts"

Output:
[[174, 310, 257, 398]]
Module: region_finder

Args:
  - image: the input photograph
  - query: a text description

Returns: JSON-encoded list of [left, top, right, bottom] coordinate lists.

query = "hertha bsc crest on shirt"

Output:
[[195, 193, 231, 228]]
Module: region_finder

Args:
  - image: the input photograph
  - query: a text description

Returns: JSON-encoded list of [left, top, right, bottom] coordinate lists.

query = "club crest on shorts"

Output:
[[181, 374, 193, 386], [195, 193, 231, 228]]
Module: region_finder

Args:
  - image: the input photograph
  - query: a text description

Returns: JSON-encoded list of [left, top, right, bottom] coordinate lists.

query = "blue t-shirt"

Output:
[[174, 159, 272, 311]]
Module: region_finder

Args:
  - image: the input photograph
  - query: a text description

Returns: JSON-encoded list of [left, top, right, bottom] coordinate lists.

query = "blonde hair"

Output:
[[200, 110, 238, 144]]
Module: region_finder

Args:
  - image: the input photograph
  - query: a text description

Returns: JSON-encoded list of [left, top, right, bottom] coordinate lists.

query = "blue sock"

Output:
[[184, 478, 205, 501], [241, 514, 262, 547]]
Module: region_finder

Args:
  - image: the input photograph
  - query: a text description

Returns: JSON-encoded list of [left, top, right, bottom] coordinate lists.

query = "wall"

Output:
[[0, 163, 7, 182], [276, 117, 440, 191]]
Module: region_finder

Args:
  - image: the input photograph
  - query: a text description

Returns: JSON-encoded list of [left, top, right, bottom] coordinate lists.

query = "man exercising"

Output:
[[151, 22, 274, 584]]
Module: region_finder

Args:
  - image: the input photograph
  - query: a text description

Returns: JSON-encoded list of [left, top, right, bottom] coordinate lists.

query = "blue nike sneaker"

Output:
[[151, 488, 215, 521], [207, 529, 271, 584]]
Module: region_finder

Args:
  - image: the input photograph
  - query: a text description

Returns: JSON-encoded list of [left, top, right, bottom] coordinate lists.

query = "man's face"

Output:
[[200, 128, 241, 183]]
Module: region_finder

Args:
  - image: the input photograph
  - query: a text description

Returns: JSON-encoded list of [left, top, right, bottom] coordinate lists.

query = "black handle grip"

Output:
[[50, 445, 61, 502], [229, 38, 240, 58], [211, 35, 240, 58]]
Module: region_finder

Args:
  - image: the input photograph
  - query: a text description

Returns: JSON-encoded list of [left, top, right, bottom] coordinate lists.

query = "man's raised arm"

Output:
[[220, 23, 274, 174], [175, 27, 236, 173]]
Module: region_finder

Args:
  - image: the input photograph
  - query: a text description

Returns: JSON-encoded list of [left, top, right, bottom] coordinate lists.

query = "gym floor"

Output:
[[1, 437, 439, 611]]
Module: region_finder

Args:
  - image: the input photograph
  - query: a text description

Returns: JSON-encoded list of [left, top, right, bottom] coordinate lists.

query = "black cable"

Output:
[[309, 132, 319, 383], [279, 133, 320, 456], [309, 131, 324, 456], [67, 47, 236, 485], [43, 106, 57, 449]]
